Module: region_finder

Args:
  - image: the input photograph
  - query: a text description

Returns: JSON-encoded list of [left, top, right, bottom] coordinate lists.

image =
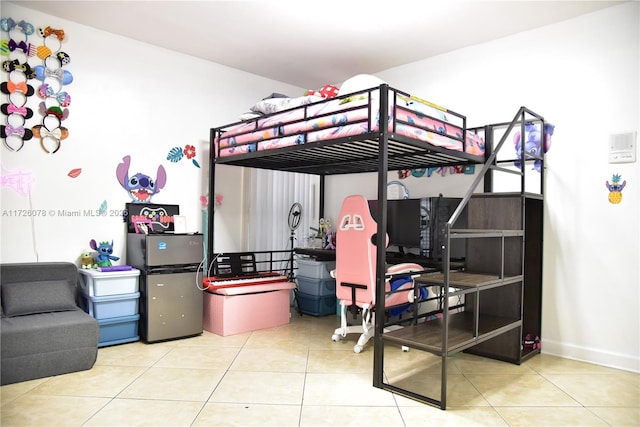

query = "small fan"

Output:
[[288, 202, 302, 231]]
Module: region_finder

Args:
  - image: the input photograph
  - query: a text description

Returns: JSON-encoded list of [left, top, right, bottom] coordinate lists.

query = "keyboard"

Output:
[[203, 272, 289, 292]]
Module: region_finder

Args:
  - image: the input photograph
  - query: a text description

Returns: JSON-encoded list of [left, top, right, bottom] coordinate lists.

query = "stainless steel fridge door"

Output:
[[142, 271, 203, 342], [145, 234, 203, 267]]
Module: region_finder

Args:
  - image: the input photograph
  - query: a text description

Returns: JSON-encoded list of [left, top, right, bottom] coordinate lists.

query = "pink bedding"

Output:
[[214, 89, 485, 158]]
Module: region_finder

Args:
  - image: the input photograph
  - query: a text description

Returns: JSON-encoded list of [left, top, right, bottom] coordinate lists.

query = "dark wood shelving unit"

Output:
[[462, 193, 543, 364], [383, 311, 522, 355]]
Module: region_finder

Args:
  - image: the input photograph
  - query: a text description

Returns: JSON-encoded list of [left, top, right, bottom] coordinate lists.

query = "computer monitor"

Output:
[[368, 197, 466, 259], [368, 199, 423, 251]]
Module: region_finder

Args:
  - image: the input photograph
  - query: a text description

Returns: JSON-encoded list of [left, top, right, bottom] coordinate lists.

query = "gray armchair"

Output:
[[1, 262, 99, 385]]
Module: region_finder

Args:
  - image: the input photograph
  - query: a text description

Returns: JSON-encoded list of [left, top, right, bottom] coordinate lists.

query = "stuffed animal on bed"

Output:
[[305, 84, 339, 99]]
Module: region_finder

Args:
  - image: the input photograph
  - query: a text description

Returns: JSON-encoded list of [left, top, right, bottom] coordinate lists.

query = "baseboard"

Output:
[[542, 338, 640, 373]]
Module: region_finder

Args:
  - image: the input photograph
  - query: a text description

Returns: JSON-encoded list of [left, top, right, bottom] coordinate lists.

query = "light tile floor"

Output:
[[1, 313, 638, 426]]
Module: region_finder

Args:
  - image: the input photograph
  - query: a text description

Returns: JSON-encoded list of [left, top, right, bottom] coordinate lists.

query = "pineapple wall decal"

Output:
[[606, 174, 626, 204]]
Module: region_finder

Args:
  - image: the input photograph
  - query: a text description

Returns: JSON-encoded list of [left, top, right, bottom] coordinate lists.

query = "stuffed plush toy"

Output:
[[80, 251, 97, 269], [305, 84, 339, 99], [513, 122, 555, 172], [89, 239, 120, 267]]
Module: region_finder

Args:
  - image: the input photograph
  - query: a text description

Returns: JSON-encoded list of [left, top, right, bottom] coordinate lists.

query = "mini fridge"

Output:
[[127, 233, 204, 343]]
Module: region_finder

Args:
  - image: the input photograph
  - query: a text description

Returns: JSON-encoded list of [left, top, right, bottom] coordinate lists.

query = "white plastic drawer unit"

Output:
[[78, 268, 140, 297]]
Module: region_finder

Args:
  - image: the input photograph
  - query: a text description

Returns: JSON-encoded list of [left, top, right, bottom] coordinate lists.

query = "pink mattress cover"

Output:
[[214, 91, 484, 158]]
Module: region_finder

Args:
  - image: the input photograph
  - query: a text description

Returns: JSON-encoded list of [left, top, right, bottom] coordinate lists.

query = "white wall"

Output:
[[1, 3, 305, 263], [327, 3, 639, 372]]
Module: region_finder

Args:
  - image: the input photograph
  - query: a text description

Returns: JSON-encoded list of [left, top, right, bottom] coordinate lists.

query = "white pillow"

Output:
[[238, 112, 261, 121], [250, 95, 323, 115], [338, 74, 387, 96]]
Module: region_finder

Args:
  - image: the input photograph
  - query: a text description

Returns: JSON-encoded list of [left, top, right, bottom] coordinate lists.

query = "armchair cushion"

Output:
[[2, 280, 77, 317]]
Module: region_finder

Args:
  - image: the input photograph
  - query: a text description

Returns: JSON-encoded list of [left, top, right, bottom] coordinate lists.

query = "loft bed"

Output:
[[208, 83, 488, 277], [207, 83, 546, 409]]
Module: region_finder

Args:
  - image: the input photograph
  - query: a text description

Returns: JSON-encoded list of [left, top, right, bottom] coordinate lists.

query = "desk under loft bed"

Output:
[[207, 84, 546, 409]]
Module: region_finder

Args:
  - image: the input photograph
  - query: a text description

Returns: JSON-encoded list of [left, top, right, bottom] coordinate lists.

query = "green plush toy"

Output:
[[80, 251, 97, 269]]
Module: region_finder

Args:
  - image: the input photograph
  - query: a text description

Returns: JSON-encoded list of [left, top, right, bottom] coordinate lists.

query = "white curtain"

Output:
[[245, 169, 318, 270]]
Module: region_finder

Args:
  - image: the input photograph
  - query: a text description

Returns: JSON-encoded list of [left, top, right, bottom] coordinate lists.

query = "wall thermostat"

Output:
[[609, 132, 636, 163]]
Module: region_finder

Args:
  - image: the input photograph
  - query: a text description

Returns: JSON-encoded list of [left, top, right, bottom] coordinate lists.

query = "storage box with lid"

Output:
[[295, 257, 337, 316], [296, 258, 335, 279], [78, 268, 140, 297], [203, 282, 296, 336]]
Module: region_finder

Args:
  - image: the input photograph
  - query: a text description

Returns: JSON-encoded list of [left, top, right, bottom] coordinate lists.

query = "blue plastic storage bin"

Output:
[[79, 292, 140, 319], [296, 277, 336, 296], [297, 292, 336, 316], [98, 314, 140, 347]]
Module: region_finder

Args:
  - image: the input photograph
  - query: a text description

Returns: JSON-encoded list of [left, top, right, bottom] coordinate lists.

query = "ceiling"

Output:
[[10, 1, 622, 88]]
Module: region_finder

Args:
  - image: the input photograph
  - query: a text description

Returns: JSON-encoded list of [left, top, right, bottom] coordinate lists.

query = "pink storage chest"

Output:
[[203, 281, 295, 336]]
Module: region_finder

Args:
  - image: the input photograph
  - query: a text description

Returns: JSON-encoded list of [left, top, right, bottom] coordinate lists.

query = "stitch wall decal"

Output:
[[396, 164, 475, 180], [606, 174, 626, 204], [116, 155, 167, 203]]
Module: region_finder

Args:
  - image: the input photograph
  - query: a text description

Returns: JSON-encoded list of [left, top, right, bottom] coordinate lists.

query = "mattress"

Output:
[[213, 88, 485, 159]]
